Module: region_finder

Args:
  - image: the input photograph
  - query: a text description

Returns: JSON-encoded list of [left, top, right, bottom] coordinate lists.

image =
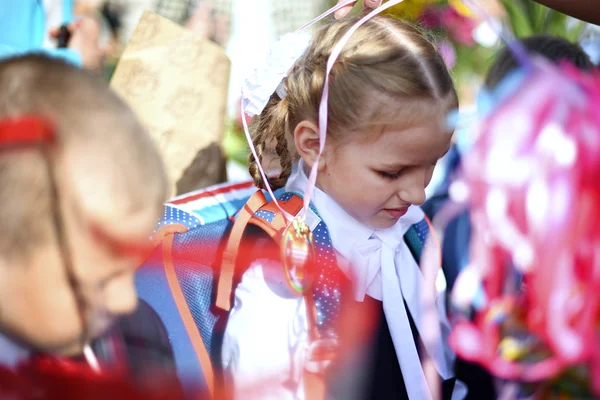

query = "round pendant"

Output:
[[281, 217, 315, 295]]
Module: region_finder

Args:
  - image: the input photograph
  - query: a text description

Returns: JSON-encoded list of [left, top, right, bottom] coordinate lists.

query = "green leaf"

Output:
[[499, 0, 534, 38], [566, 20, 586, 42], [529, 3, 549, 33], [223, 121, 250, 166], [544, 9, 567, 35]]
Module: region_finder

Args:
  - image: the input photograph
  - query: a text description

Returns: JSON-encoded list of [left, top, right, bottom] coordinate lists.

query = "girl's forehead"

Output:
[[359, 92, 453, 129], [355, 119, 452, 164]]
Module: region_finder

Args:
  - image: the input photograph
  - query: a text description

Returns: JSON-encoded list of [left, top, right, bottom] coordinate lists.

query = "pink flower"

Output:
[[419, 6, 442, 29], [439, 6, 477, 47]]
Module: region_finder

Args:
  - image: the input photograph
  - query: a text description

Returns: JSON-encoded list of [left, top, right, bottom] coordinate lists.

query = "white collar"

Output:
[[0, 331, 29, 368]]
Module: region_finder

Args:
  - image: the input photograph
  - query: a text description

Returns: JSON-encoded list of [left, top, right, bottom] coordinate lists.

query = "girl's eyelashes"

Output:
[[377, 169, 404, 180], [377, 162, 437, 180]]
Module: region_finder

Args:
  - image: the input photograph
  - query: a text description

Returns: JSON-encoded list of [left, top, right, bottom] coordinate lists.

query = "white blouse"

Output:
[[222, 161, 467, 399]]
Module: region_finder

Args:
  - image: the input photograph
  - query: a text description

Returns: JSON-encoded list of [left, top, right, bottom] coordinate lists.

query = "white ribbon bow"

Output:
[[242, 32, 311, 117], [348, 229, 455, 399], [351, 236, 383, 301]]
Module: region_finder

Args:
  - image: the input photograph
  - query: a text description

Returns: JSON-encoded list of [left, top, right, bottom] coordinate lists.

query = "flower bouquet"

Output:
[[446, 58, 600, 399]]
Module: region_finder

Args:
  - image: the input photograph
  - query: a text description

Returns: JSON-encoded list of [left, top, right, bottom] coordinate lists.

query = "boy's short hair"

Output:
[[0, 55, 168, 260], [486, 34, 594, 90]]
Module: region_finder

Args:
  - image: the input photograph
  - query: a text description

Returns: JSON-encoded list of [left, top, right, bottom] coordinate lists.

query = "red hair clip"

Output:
[[0, 116, 55, 147]]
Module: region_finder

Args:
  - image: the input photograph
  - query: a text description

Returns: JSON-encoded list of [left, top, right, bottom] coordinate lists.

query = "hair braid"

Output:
[[248, 93, 293, 190]]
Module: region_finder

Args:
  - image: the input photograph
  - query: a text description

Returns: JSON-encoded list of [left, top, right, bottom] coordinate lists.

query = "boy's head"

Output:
[[0, 55, 168, 355], [250, 15, 456, 229], [486, 34, 594, 90]]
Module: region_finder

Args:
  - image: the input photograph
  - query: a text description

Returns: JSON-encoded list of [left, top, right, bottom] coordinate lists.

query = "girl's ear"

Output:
[[294, 120, 324, 170]]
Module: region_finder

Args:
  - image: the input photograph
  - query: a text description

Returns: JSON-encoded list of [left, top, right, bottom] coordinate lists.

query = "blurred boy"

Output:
[[0, 55, 173, 383]]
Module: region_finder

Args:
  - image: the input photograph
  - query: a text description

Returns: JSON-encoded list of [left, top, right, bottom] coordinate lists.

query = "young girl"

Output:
[[222, 15, 465, 400]]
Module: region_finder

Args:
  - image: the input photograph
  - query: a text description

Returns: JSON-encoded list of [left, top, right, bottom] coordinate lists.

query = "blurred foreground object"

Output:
[[0, 55, 176, 398], [111, 11, 230, 195], [0, 356, 184, 400], [449, 57, 600, 398]]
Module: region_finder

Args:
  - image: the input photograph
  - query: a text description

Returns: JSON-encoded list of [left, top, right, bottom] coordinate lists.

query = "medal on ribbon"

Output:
[[281, 216, 315, 295]]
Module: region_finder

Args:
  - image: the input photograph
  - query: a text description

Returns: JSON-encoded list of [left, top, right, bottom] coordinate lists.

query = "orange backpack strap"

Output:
[[216, 190, 268, 311], [162, 232, 215, 399], [151, 223, 189, 247], [304, 371, 326, 400], [246, 194, 304, 242], [216, 192, 305, 311]]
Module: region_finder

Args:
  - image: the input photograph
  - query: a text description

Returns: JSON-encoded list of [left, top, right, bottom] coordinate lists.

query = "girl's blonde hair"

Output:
[[249, 15, 458, 190]]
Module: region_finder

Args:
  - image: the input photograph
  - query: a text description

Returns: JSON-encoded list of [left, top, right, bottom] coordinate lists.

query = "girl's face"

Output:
[[316, 118, 451, 229]]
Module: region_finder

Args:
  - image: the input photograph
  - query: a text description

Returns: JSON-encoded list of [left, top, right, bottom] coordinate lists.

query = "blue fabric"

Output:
[[61, 0, 73, 25], [170, 219, 231, 360], [254, 210, 276, 223], [0, 0, 82, 66], [421, 143, 467, 292], [137, 211, 232, 390], [443, 210, 471, 291], [135, 247, 206, 396], [404, 219, 430, 264], [0, 332, 29, 368], [311, 219, 343, 334]]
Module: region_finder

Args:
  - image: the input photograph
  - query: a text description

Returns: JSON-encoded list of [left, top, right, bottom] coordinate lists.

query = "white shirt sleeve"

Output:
[[222, 259, 309, 400]]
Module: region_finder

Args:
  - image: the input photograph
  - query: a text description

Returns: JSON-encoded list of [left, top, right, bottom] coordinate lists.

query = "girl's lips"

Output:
[[384, 207, 409, 219]]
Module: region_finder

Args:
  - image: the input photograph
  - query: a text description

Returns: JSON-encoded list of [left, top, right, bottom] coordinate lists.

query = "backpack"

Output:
[[135, 180, 433, 398]]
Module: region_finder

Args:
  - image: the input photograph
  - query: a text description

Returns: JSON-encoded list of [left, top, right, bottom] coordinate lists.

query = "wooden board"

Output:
[[111, 11, 231, 195]]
